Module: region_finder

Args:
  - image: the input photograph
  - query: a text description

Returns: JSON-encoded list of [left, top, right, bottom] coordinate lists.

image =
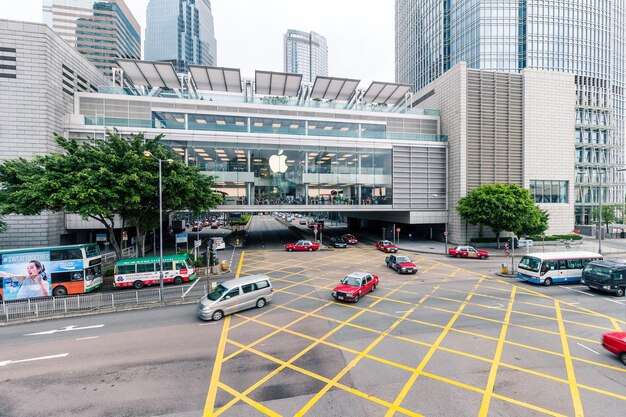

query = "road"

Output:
[[2, 215, 625, 417]]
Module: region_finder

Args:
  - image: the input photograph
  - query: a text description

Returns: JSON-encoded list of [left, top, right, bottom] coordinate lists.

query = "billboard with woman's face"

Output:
[[0, 252, 53, 300]]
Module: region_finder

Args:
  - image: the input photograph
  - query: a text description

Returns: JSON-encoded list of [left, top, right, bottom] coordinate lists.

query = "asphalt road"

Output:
[[1, 216, 625, 417]]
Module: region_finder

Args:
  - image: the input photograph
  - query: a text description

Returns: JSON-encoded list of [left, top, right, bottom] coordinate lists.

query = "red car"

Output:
[[602, 331, 626, 365], [285, 240, 319, 252], [376, 240, 398, 253], [332, 272, 378, 303], [385, 254, 417, 274], [341, 234, 358, 244], [448, 245, 489, 259]]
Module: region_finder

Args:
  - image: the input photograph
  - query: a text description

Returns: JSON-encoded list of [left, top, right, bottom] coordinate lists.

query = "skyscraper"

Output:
[[284, 29, 328, 83], [145, 0, 217, 73], [396, 0, 625, 227], [42, 0, 141, 78]]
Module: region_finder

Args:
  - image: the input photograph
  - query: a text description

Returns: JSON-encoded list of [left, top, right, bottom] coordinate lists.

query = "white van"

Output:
[[196, 274, 273, 321]]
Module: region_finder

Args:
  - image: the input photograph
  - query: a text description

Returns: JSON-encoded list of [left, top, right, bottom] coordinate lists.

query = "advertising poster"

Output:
[[0, 252, 83, 301]]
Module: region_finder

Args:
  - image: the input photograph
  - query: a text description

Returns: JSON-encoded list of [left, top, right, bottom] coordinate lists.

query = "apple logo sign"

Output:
[[269, 149, 288, 173]]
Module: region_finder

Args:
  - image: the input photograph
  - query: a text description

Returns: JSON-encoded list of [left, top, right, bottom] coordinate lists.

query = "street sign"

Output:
[[122, 231, 128, 241], [96, 233, 107, 242], [176, 233, 188, 243], [194, 239, 202, 248], [396, 228, 401, 233], [313, 224, 318, 232]]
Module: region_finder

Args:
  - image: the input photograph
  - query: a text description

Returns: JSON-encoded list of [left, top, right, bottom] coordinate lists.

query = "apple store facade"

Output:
[[65, 62, 448, 225]]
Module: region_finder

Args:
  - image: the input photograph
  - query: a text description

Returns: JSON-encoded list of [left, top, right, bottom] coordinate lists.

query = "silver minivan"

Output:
[[196, 274, 273, 321]]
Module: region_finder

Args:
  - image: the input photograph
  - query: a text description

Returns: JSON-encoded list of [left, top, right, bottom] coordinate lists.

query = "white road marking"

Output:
[[0, 353, 69, 367], [576, 343, 599, 355], [603, 297, 625, 305], [76, 336, 99, 341], [25, 324, 104, 336], [183, 273, 203, 297], [395, 310, 410, 314], [561, 286, 594, 296], [198, 323, 211, 326]]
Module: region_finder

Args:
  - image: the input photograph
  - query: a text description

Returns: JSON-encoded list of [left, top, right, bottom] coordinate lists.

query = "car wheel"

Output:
[[256, 298, 266, 308], [456, 254, 461, 258], [371, 284, 376, 292], [308, 248, 313, 252], [133, 280, 144, 289], [212, 310, 224, 321], [480, 255, 487, 260], [174, 276, 184, 285], [543, 278, 553, 287], [288, 248, 293, 252], [396, 268, 400, 274], [620, 352, 626, 366], [354, 294, 360, 303], [616, 287, 625, 297], [52, 286, 68, 297]]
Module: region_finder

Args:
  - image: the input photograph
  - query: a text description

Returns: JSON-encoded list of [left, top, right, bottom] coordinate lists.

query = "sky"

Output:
[[2, 0, 395, 87]]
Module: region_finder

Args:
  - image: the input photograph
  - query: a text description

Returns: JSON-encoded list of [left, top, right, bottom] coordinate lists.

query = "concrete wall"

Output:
[[0, 20, 107, 249]]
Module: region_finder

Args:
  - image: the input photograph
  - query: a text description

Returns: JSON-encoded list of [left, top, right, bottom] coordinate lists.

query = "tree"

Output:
[[456, 183, 549, 247], [591, 204, 618, 234], [0, 131, 223, 259]]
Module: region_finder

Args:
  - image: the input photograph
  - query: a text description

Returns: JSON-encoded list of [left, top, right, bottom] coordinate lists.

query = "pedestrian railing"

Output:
[[1, 283, 207, 323]]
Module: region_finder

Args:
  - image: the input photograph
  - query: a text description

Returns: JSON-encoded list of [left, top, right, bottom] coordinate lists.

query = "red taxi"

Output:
[[448, 245, 489, 259], [332, 272, 378, 303], [602, 331, 626, 365], [285, 240, 319, 252], [385, 254, 417, 274], [376, 240, 398, 253], [341, 234, 358, 244]]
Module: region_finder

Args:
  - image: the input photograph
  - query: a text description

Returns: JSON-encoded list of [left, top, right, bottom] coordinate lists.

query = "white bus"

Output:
[[113, 254, 196, 289], [517, 251, 603, 286]]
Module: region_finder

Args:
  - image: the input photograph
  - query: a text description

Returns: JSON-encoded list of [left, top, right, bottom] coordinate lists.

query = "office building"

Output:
[[145, 0, 217, 73], [284, 29, 328, 83], [396, 0, 625, 230], [42, 0, 141, 78], [0, 19, 108, 249]]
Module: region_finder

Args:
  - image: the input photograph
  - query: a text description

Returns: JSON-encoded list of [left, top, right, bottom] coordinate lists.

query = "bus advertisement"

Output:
[[0, 244, 103, 301]]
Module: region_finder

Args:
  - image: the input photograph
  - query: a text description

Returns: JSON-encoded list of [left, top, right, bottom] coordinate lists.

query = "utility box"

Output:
[[501, 264, 508, 274]]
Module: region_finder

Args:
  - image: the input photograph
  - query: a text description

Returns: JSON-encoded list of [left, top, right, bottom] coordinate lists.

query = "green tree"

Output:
[[591, 204, 618, 233], [456, 183, 549, 247], [0, 131, 223, 259]]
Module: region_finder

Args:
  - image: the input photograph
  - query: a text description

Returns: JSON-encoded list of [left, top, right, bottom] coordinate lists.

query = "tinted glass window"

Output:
[[255, 280, 270, 290], [558, 260, 567, 269], [117, 264, 136, 275], [137, 263, 155, 273], [224, 288, 239, 298], [242, 283, 254, 293], [567, 259, 582, 269], [544, 260, 558, 271], [51, 249, 83, 261], [613, 270, 624, 281]]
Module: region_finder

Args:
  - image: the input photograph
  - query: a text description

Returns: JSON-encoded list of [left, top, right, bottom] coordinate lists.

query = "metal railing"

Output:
[[1, 282, 207, 323]]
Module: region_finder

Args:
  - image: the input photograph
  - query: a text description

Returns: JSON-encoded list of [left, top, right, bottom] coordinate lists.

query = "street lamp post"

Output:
[[143, 151, 173, 303]]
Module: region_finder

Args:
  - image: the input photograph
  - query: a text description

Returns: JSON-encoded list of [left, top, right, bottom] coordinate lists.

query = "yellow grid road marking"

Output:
[[218, 382, 281, 417], [478, 287, 516, 416], [384, 279, 484, 417], [204, 316, 231, 417], [235, 251, 245, 278], [555, 300, 584, 417]]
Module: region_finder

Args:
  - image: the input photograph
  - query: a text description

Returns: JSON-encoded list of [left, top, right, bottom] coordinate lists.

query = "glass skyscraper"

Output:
[[396, 0, 625, 226], [145, 0, 217, 73], [42, 0, 141, 78], [284, 29, 328, 83]]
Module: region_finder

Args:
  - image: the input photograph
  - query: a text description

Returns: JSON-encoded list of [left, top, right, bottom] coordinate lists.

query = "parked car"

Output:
[[285, 240, 319, 252], [331, 272, 378, 303], [210, 221, 219, 229], [299, 219, 307, 225], [330, 237, 347, 248], [212, 237, 226, 251], [517, 238, 534, 248], [376, 240, 398, 253], [448, 246, 489, 259], [385, 254, 417, 274], [191, 225, 203, 232], [341, 234, 358, 244], [601, 331, 626, 365]]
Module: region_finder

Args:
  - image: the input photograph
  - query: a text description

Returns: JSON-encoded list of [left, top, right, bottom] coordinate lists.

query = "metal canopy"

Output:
[[255, 70, 302, 96], [189, 65, 242, 92], [362, 81, 412, 105], [310, 76, 360, 101], [117, 59, 181, 89]]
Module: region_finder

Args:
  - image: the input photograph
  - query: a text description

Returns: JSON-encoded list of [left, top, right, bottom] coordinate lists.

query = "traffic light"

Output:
[[209, 250, 216, 266]]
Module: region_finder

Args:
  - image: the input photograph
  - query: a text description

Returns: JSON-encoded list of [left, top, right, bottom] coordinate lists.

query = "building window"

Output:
[[0, 46, 17, 78], [530, 180, 568, 203]]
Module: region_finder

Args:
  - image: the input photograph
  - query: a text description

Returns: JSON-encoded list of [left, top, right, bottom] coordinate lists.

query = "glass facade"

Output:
[[284, 30, 328, 83], [530, 180, 569, 203], [145, 0, 217, 73], [395, 0, 625, 226], [42, 0, 141, 78]]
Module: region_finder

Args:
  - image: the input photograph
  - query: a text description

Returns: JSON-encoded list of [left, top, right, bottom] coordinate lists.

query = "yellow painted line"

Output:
[[384, 279, 483, 417], [555, 300, 584, 417], [235, 251, 245, 278], [294, 292, 435, 417], [218, 382, 281, 417], [610, 317, 624, 331], [491, 393, 569, 417], [578, 382, 626, 401], [203, 316, 231, 417], [478, 287, 516, 416]]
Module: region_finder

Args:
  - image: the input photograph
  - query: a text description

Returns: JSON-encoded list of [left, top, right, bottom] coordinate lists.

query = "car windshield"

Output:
[[518, 256, 541, 272], [207, 284, 229, 301], [396, 256, 411, 263], [342, 276, 362, 287], [583, 265, 611, 283], [381, 241, 393, 245]]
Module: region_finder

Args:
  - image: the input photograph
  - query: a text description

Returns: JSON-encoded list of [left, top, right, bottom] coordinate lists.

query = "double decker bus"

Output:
[[113, 254, 196, 289], [0, 243, 103, 300], [517, 251, 603, 286]]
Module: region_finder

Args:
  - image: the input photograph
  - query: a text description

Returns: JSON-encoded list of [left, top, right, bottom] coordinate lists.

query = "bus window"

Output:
[[117, 264, 136, 275], [558, 260, 567, 269], [137, 263, 155, 273], [567, 259, 582, 269], [175, 262, 185, 271], [544, 260, 558, 270], [50, 248, 83, 261]]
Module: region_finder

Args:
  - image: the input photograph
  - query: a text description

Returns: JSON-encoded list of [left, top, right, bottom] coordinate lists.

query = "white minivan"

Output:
[[196, 274, 273, 321]]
